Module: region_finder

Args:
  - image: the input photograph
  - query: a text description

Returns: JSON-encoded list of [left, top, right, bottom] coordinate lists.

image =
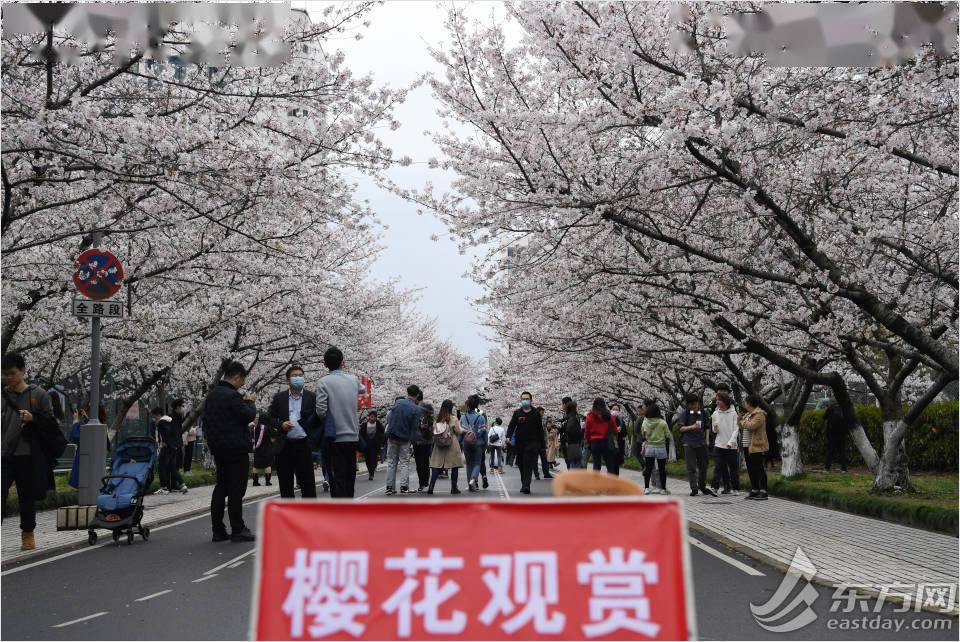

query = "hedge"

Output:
[[799, 401, 958, 472], [2, 467, 218, 518]]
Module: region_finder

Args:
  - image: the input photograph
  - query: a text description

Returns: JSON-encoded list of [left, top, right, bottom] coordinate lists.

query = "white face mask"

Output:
[[367, 421, 376, 427]]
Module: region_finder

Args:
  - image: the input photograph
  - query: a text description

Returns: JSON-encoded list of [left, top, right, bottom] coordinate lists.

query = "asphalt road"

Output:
[[1, 463, 955, 641]]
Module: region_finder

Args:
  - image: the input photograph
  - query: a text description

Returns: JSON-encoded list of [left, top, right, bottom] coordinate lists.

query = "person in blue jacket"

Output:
[[68, 404, 108, 490]]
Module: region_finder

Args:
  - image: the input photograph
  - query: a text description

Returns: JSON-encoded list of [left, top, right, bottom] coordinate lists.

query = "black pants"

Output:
[[746, 452, 768, 492], [275, 439, 316, 499], [2, 455, 37, 532], [183, 442, 194, 472], [429, 467, 459, 492], [517, 443, 539, 490], [537, 447, 550, 476], [643, 457, 667, 490], [211, 450, 249, 534], [505, 444, 516, 466], [590, 440, 619, 475], [363, 444, 379, 478], [712, 447, 740, 491], [825, 430, 848, 471], [684, 443, 709, 491], [159, 447, 183, 490], [330, 441, 358, 498], [413, 443, 432, 488]]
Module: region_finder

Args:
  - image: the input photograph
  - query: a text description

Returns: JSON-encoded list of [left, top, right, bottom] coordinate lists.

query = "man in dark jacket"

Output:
[[2, 352, 61, 551], [264, 366, 317, 499], [823, 401, 849, 473], [202, 361, 257, 542], [507, 391, 545, 495], [152, 407, 186, 494], [359, 410, 385, 481]]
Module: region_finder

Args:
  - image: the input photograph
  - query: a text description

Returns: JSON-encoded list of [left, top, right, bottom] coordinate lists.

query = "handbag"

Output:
[[435, 423, 453, 448], [488, 431, 500, 444]]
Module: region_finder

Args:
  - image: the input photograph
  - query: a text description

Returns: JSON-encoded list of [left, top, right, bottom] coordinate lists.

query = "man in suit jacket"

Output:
[[264, 366, 317, 498]]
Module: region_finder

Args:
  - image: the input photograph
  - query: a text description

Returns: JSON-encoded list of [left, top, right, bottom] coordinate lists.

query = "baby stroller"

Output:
[[87, 436, 157, 546]]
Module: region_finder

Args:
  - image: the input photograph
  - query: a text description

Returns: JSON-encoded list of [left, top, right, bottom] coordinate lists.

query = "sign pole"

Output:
[[77, 235, 110, 507]]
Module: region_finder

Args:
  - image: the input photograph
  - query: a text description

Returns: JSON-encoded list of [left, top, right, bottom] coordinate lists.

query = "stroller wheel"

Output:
[[140, 526, 150, 541], [88, 531, 98, 546], [127, 530, 135, 545], [112, 530, 121, 543]]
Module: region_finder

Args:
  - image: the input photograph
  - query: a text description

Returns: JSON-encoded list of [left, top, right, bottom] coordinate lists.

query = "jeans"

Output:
[[385, 438, 411, 490], [590, 440, 619, 475], [211, 450, 249, 534], [464, 443, 483, 480], [2, 455, 37, 532], [746, 452, 768, 492], [276, 439, 317, 499], [643, 457, 667, 490], [429, 466, 459, 492], [712, 447, 740, 491], [330, 441, 359, 498], [413, 443, 432, 488], [319, 438, 332, 482], [489, 446, 503, 469], [517, 443, 539, 490], [684, 443, 709, 491]]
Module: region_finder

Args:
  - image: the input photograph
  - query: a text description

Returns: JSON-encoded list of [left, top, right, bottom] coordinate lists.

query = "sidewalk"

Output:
[[619, 467, 960, 614]]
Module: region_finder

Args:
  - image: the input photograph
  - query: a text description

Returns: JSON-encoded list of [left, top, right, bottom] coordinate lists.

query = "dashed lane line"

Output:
[[51, 612, 109, 628], [192, 574, 218, 583], [203, 547, 257, 575], [134, 589, 172, 602]]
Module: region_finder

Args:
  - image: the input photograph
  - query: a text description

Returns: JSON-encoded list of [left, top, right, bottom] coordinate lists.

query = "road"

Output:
[[2, 463, 955, 640]]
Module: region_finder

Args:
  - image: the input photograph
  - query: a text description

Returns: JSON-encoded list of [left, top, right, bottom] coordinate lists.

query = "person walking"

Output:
[[428, 400, 465, 494], [709, 391, 740, 494], [533, 407, 553, 480], [545, 417, 560, 469], [250, 415, 274, 487], [2, 353, 63, 551], [314, 347, 366, 499], [460, 394, 487, 492], [641, 403, 670, 494], [152, 407, 187, 494], [584, 398, 620, 475], [678, 394, 716, 497], [487, 418, 505, 472], [383, 385, 421, 495], [359, 410, 384, 481], [507, 392, 545, 494], [202, 361, 257, 542], [610, 403, 628, 469], [823, 400, 849, 473], [266, 366, 317, 499], [560, 397, 583, 469], [411, 398, 434, 492], [739, 395, 770, 500], [180, 404, 198, 473]]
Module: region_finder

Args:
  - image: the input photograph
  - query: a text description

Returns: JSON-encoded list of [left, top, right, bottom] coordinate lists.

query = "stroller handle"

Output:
[[100, 473, 145, 494]]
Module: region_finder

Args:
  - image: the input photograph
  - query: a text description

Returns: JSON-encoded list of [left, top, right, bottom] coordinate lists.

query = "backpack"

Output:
[[488, 430, 500, 444], [434, 423, 453, 448]]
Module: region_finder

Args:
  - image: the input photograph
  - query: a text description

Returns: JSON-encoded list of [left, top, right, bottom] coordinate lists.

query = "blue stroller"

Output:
[[87, 436, 157, 546]]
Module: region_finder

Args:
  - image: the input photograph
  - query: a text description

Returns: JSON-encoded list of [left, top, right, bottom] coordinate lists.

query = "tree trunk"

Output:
[[848, 422, 880, 473], [873, 419, 913, 492], [779, 423, 803, 478]]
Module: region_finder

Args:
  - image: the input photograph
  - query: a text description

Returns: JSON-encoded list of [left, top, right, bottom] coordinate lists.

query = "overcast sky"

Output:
[[301, 1, 496, 362]]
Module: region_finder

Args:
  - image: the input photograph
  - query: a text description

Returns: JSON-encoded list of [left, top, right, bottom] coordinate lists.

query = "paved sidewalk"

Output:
[[619, 467, 959, 614]]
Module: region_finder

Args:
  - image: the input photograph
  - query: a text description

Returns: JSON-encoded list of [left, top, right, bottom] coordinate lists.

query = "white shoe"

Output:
[[179, 485, 189, 494], [154, 488, 169, 495]]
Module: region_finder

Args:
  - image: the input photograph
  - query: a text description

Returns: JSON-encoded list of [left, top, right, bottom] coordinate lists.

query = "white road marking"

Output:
[[192, 574, 218, 583], [134, 589, 172, 602], [1, 495, 277, 577], [228, 560, 245, 568], [688, 536, 765, 576], [203, 547, 256, 575], [51, 612, 108, 628], [496, 469, 512, 500], [356, 484, 387, 501]]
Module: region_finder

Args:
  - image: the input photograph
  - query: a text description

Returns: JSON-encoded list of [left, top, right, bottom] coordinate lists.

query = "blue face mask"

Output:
[[290, 376, 305, 390], [520, 399, 531, 409]]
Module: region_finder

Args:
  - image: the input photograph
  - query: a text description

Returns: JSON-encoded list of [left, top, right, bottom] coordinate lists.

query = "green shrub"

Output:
[[798, 401, 958, 472]]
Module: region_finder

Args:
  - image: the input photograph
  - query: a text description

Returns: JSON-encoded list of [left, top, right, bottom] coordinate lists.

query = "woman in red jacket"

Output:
[[584, 398, 620, 476]]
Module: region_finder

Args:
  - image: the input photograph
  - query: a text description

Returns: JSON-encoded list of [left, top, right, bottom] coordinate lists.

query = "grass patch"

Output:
[[621, 457, 958, 536], [3, 467, 218, 518]]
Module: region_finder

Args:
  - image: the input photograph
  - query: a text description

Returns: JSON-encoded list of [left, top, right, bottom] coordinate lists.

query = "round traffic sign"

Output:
[[73, 249, 124, 300]]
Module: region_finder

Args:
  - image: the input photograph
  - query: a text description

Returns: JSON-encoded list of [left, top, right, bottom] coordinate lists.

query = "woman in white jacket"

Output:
[[711, 392, 741, 494], [487, 418, 506, 473]]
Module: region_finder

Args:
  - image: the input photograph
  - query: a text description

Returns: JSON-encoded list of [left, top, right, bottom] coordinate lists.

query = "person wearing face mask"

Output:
[[359, 410, 385, 481], [266, 366, 317, 499], [506, 391, 545, 495]]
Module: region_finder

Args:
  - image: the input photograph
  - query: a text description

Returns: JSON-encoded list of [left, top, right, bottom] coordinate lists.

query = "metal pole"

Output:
[[78, 233, 109, 506]]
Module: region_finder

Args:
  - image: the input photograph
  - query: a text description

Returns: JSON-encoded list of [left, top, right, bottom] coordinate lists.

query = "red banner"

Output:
[[252, 499, 695, 640], [357, 375, 373, 410]]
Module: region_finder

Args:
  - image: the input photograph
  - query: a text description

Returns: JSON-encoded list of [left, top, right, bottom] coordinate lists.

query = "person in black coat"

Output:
[[507, 391, 546, 495], [152, 407, 186, 494], [202, 361, 257, 542], [359, 410, 385, 481], [263, 366, 318, 499], [823, 401, 849, 472]]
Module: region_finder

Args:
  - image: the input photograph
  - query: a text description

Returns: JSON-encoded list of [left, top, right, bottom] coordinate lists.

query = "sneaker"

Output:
[[721, 489, 733, 495], [520, 487, 531, 495], [468, 479, 477, 492], [321, 480, 330, 492], [369, 474, 375, 481], [451, 488, 462, 495], [385, 488, 396, 496], [252, 480, 261, 487], [534, 474, 541, 481], [212, 531, 230, 543], [745, 491, 758, 500], [399, 487, 410, 494], [154, 488, 169, 495], [543, 473, 553, 479], [661, 488, 670, 495], [689, 489, 699, 497], [265, 480, 272, 486], [230, 528, 255, 542], [703, 487, 717, 497], [482, 477, 489, 489], [417, 486, 427, 493], [756, 491, 769, 500]]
